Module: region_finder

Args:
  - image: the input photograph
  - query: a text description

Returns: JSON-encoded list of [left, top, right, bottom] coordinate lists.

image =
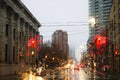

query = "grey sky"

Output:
[[21, 0, 89, 59]]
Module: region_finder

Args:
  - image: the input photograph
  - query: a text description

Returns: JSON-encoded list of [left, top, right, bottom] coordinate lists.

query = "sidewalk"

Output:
[[0, 73, 21, 80], [18, 64, 32, 75], [84, 68, 120, 80], [0, 67, 32, 80], [82, 67, 114, 79]]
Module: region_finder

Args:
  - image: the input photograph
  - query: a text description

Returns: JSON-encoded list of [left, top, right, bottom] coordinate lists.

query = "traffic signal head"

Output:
[[96, 36, 101, 49], [96, 36, 101, 44], [31, 39, 35, 47], [32, 40, 35, 44], [28, 38, 36, 48]]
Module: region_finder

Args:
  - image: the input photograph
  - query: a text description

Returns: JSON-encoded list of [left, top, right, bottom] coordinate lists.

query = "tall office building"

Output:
[[88, 0, 113, 72], [52, 30, 69, 60], [89, 0, 112, 36]]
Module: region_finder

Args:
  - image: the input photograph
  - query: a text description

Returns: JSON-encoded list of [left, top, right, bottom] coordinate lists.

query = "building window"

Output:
[[5, 44, 8, 63], [13, 47, 15, 63], [13, 29, 15, 40], [20, 18, 24, 27], [118, 8, 120, 18], [6, 7, 13, 19], [119, 23, 120, 34], [119, 0, 120, 4], [19, 32, 22, 41], [0, 0, 4, 9], [14, 13, 18, 24], [119, 38, 120, 50], [6, 24, 9, 37]]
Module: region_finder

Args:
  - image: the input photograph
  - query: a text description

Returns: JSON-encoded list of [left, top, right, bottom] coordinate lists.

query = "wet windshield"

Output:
[[0, 0, 118, 80]]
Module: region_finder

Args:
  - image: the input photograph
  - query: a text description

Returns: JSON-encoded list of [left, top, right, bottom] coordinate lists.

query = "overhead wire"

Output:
[[40, 29, 88, 33], [41, 21, 89, 24], [41, 21, 89, 27], [39, 21, 89, 37], [41, 30, 89, 37]]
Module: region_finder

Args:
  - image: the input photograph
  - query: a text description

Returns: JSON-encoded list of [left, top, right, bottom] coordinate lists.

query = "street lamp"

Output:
[[31, 51, 34, 66], [45, 55, 48, 59], [44, 55, 48, 68], [31, 51, 34, 55], [52, 57, 55, 61]]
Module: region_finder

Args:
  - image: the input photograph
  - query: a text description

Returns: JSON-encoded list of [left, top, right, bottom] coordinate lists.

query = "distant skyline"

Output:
[[21, 0, 89, 60]]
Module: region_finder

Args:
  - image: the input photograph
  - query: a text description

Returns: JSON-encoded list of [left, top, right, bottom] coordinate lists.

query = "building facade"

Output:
[[108, 0, 120, 75], [0, 0, 41, 75], [52, 30, 69, 60], [88, 0, 120, 76], [88, 0, 112, 56], [89, 0, 112, 36], [88, 0, 112, 72]]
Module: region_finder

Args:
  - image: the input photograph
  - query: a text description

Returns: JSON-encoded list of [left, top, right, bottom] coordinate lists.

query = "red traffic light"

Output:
[[27, 38, 36, 48], [97, 37, 101, 44], [96, 36, 101, 49], [31, 39, 35, 46], [32, 40, 35, 44], [93, 35, 108, 49]]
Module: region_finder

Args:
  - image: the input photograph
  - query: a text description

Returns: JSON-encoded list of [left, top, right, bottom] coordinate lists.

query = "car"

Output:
[[80, 63, 85, 68], [74, 64, 80, 70]]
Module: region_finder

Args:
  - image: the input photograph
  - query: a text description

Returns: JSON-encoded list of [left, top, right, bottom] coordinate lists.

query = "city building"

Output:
[[88, 0, 112, 72], [0, 0, 41, 75], [89, 0, 112, 36], [52, 30, 69, 60], [108, 0, 120, 76], [88, 0, 120, 77]]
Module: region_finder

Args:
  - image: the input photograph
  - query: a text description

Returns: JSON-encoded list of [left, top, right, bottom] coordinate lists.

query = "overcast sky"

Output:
[[21, 0, 89, 60]]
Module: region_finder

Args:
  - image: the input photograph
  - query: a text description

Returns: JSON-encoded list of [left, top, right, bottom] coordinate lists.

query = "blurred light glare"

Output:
[[89, 17, 95, 27]]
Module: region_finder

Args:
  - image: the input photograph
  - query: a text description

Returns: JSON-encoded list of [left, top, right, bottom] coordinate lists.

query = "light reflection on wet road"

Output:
[[0, 66, 112, 80], [20, 67, 113, 80], [20, 68, 91, 80]]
